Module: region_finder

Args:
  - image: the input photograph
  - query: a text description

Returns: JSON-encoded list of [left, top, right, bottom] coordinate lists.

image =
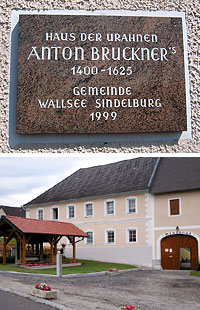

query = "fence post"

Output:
[[56, 252, 62, 278]]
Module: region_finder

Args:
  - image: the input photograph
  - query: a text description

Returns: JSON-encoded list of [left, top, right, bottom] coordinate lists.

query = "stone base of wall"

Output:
[[66, 246, 152, 267], [152, 259, 162, 269]]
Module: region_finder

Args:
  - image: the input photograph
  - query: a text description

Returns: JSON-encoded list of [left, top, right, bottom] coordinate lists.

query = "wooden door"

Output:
[[161, 235, 198, 270], [161, 235, 180, 269]]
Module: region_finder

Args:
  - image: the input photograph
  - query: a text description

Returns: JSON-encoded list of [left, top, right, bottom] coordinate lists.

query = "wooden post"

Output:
[[40, 242, 43, 254], [36, 243, 39, 255], [22, 234, 26, 266], [50, 240, 54, 264], [3, 236, 6, 265], [72, 237, 76, 262]]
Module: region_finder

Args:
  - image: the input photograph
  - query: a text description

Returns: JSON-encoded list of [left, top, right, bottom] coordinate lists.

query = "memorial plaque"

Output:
[[16, 13, 188, 134]]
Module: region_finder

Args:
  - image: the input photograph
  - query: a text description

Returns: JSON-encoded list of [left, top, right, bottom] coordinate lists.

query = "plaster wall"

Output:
[[154, 190, 200, 227], [29, 192, 149, 247], [0, 0, 199, 152], [29, 192, 146, 222]]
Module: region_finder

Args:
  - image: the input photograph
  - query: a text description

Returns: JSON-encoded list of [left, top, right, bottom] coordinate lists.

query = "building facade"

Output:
[[24, 157, 200, 269]]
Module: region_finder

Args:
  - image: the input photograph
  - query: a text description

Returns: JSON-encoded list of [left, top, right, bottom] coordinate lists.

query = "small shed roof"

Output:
[[0, 205, 26, 217], [0, 216, 88, 237]]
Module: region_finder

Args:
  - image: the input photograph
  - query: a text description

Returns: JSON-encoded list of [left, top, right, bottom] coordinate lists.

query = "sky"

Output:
[[0, 154, 139, 208]]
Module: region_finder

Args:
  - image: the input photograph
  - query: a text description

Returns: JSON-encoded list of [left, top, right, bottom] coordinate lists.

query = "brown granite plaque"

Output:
[[16, 14, 188, 134]]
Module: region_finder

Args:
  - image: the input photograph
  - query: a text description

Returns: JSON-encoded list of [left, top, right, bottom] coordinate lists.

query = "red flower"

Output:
[[34, 283, 40, 288]]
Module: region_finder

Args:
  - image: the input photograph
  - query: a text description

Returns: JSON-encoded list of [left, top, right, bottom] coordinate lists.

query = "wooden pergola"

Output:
[[0, 215, 88, 265]]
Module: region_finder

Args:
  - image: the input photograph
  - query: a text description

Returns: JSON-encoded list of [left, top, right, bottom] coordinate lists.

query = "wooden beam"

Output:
[[3, 236, 6, 265], [15, 230, 23, 243], [5, 231, 15, 245], [22, 234, 26, 266], [0, 221, 5, 230]]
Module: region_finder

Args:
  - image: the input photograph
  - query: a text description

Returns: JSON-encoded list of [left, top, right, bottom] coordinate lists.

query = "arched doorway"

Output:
[[161, 234, 198, 270]]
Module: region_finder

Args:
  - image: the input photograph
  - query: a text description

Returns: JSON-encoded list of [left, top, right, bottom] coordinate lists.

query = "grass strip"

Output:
[[190, 271, 200, 277], [0, 259, 136, 275]]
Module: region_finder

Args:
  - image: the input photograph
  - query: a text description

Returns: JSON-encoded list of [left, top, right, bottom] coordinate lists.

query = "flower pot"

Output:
[[31, 288, 57, 299]]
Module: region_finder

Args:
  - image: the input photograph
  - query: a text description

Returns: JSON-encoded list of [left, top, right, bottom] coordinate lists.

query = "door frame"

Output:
[[157, 231, 200, 268]]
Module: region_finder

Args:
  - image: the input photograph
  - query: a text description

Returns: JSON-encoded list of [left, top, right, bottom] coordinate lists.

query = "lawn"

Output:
[[190, 271, 200, 277], [0, 259, 136, 275]]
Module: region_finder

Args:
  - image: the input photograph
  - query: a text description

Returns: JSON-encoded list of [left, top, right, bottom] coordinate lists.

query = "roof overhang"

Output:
[[24, 189, 149, 208]]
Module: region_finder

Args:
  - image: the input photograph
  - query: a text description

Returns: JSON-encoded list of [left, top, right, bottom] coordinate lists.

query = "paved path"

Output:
[[0, 269, 200, 310], [0, 290, 55, 310]]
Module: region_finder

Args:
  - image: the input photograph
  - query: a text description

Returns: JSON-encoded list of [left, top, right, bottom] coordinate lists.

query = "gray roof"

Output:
[[150, 157, 200, 194], [24, 157, 158, 207], [0, 205, 26, 217]]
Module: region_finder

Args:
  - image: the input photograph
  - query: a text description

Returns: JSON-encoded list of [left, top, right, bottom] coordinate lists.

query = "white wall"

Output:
[[65, 245, 152, 267]]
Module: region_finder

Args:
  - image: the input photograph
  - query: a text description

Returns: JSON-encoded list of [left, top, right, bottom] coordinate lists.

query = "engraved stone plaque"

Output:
[[16, 13, 188, 134]]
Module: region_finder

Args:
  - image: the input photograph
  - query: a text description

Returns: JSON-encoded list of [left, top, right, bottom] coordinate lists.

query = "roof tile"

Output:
[[25, 157, 158, 206]]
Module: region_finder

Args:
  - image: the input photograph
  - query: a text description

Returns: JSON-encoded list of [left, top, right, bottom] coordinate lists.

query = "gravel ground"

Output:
[[0, 269, 200, 310]]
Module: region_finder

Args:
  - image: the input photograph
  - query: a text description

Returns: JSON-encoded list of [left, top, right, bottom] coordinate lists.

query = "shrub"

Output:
[[0, 256, 15, 264], [196, 262, 200, 271]]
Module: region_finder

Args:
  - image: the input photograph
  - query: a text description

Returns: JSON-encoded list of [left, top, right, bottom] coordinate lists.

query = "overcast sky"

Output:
[[0, 154, 139, 208]]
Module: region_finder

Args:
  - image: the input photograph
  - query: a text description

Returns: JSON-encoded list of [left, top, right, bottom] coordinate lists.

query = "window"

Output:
[[26, 209, 30, 219], [169, 199, 181, 216], [127, 228, 137, 243], [51, 207, 58, 220], [85, 203, 93, 218], [126, 197, 137, 214], [105, 200, 115, 216], [85, 231, 94, 245], [37, 209, 43, 220], [106, 229, 115, 244], [67, 205, 75, 219]]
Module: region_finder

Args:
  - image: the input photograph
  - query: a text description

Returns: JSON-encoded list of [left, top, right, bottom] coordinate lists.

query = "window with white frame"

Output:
[[85, 231, 93, 245], [51, 207, 58, 220], [26, 209, 30, 218], [127, 228, 137, 243], [37, 209, 43, 220], [126, 197, 137, 214], [85, 203, 93, 218], [106, 229, 115, 244], [105, 200, 115, 216], [67, 205, 75, 219]]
